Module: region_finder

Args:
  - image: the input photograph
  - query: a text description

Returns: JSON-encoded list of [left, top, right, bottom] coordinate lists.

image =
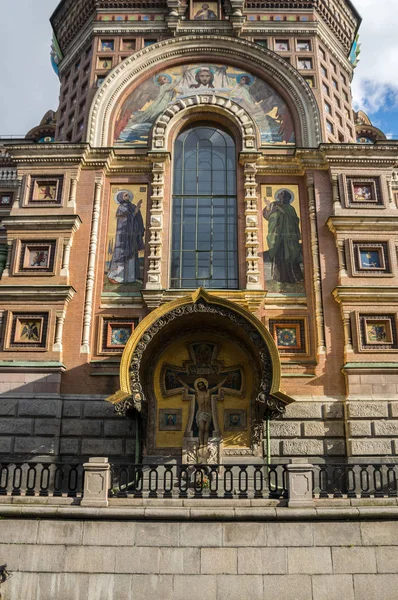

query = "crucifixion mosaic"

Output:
[[160, 342, 245, 449]]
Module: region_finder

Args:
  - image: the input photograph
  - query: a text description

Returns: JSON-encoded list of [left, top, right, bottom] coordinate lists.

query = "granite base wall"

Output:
[[1, 518, 398, 600], [1, 394, 398, 462]]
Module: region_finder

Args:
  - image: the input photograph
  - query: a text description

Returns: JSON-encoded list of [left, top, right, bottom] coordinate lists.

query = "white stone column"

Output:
[[68, 173, 79, 209], [14, 176, 23, 207], [244, 162, 261, 290], [307, 172, 326, 355], [2, 240, 14, 278], [81, 457, 110, 508], [287, 459, 314, 508], [81, 175, 103, 354], [342, 309, 354, 358], [60, 239, 72, 277], [146, 159, 166, 290], [53, 310, 66, 353], [331, 174, 341, 213], [337, 239, 348, 281], [386, 174, 396, 210]]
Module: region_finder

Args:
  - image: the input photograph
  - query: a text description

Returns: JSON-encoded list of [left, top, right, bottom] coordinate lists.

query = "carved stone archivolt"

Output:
[[114, 299, 273, 416], [107, 288, 293, 409], [151, 94, 259, 152], [88, 35, 321, 148]]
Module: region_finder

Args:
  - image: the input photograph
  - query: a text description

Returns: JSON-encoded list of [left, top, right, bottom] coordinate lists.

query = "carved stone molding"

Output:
[[80, 174, 104, 354], [306, 171, 326, 356], [244, 161, 262, 289], [88, 35, 322, 148], [151, 94, 259, 152], [146, 159, 167, 290]]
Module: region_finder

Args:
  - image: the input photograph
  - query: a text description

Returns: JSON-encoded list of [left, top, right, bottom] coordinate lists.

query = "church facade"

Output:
[[0, 0, 397, 465]]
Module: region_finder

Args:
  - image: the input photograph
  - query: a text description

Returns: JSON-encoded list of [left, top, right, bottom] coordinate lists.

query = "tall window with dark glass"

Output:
[[171, 126, 238, 289]]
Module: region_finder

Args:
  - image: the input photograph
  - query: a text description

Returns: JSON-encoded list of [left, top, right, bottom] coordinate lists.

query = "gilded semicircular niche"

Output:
[[113, 63, 296, 146]]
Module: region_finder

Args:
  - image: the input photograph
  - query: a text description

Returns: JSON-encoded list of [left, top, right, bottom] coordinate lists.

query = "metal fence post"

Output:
[[286, 459, 314, 508], [81, 457, 110, 507]]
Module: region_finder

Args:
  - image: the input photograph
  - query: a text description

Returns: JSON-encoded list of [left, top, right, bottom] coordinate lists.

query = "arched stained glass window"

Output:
[[170, 126, 238, 289]]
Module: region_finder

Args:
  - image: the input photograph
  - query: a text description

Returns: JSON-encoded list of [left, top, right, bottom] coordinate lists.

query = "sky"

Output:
[[0, 0, 397, 138]]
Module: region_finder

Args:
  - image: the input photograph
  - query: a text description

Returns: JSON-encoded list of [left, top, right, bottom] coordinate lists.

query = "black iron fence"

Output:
[[109, 463, 288, 500], [0, 462, 84, 498], [312, 463, 398, 499], [2, 461, 398, 502]]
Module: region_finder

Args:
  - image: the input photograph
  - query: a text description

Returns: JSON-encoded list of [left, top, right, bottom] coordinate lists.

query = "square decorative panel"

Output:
[[224, 409, 247, 431], [275, 40, 289, 51], [97, 57, 112, 70], [100, 40, 115, 52], [7, 313, 49, 350], [100, 317, 139, 353], [298, 58, 312, 70], [351, 241, 390, 276], [358, 314, 398, 351], [269, 319, 307, 354], [28, 176, 64, 205], [121, 39, 136, 51], [345, 177, 382, 207], [158, 409, 182, 431], [18, 241, 56, 273], [0, 192, 13, 206]]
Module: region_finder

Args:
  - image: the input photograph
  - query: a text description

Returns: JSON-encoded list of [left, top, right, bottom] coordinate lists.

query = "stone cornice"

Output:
[[0, 361, 66, 373], [1, 503, 398, 521], [2, 215, 82, 233], [0, 285, 76, 304], [333, 286, 398, 304], [321, 143, 398, 169], [327, 216, 398, 235]]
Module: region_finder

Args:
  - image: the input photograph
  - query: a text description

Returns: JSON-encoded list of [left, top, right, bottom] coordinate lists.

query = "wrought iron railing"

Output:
[[109, 463, 288, 500], [0, 462, 84, 498], [312, 463, 398, 499]]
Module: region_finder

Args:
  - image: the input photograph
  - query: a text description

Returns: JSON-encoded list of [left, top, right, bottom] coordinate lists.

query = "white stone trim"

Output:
[[151, 94, 259, 152], [80, 175, 104, 354]]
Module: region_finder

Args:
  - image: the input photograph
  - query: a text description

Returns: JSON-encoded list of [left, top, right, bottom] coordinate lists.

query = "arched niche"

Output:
[[88, 36, 322, 148], [106, 289, 294, 459]]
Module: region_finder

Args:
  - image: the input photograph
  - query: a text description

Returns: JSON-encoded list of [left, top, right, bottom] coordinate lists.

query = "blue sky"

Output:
[[0, 0, 397, 139]]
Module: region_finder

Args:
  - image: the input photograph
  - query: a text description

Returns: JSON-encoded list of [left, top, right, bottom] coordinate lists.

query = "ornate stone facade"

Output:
[[0, 0, 397, 465]]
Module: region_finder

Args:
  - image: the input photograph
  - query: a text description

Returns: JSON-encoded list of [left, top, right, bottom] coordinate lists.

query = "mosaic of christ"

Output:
[[114, 64, 295, 146]]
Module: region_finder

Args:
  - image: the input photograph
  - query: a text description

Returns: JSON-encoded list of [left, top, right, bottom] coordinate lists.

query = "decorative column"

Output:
[[14, 176, 23, 207], [68, 173, 79, 209], [386, 173, 397, 210], [0, 310, 4, 346], [306, 172, 326, 355], [2, 240, 14, 278], [342, 309, 354, 360], [337, 239, 348, 282], [81, 175, 103, 354], [60, 239, 72, 277], [244, 161, 261, 290], [53, 310, 66, 353], [146, 158, 166, 290], [331, 173, 341, 213]]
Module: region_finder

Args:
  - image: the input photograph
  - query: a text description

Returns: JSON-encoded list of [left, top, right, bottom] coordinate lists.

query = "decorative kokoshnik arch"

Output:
[[106, 288, 294, 418], [88, 35, 322, 148]]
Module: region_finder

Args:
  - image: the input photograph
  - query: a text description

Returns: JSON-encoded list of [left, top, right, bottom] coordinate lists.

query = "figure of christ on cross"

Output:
[[176, 376, 227, 449]]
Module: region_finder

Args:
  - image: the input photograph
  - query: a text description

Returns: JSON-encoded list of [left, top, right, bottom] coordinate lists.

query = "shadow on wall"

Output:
[[0, 364, 138, 464]]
